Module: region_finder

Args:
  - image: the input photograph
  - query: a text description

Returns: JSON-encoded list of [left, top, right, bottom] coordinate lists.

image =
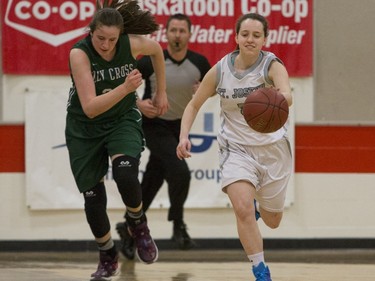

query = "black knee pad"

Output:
[[83, 182, 110, 238], [112, 155, 142, 208]]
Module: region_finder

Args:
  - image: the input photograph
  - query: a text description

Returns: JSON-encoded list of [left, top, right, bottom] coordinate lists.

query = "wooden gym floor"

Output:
[[1, 249, 375, 281]]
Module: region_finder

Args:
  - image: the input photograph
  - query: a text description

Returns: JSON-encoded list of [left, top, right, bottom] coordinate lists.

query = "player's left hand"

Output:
[[137, 99, 158, 118], [152, 90, 169, 116]]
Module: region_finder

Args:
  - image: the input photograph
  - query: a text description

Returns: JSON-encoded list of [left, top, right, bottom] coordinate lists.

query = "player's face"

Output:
[[91, 25, 120, 60], [235, 19, 266, 56], [166, 19, 191, 52]]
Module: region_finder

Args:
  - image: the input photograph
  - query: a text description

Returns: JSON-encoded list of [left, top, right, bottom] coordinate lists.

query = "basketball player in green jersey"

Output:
[[65, 1, 168, 280]]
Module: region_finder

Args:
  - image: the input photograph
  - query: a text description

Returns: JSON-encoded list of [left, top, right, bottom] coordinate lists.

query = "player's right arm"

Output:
[[177, 65, 217, 159], [70, 48, 142, 119]]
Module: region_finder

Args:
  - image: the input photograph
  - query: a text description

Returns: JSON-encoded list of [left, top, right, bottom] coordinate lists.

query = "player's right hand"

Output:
[[124, 69, 143, 93]]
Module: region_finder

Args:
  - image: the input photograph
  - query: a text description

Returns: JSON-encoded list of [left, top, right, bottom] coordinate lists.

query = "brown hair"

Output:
[[91, 0, 160, 35], [235, 13, 269, 37], [166, 13, 192, 32]]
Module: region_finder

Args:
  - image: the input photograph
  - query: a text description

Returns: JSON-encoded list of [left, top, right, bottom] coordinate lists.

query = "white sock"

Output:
[[248, 252, 265, 266]]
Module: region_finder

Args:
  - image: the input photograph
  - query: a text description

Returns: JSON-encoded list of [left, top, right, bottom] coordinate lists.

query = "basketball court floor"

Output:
[[1, 249, 375, 281]]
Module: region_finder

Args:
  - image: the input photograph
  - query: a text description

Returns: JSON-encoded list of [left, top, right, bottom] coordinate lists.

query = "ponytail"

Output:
[[96, 0, 159, 35]]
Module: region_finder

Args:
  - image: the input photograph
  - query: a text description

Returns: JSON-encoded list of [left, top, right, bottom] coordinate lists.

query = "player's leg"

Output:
[[116, 153, 164, 260], [220, 142, 273, 280], [83, 182, 119, 280], [112, 153, 139, 261], [226, 181, 272, 281], [256, 137, 292, 229], [112, 154, 158, 264], [110, 116, 158, 264], [258, 208, 283, 228], [66, 117, 119, 280]]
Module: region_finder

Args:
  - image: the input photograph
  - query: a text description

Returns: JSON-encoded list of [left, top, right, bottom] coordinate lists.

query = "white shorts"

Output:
[[219, 138, 292, 212]]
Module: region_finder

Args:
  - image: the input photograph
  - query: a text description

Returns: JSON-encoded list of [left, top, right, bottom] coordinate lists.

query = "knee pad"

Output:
[[83, 182, 110, 238], [112, 155, 142, 208]]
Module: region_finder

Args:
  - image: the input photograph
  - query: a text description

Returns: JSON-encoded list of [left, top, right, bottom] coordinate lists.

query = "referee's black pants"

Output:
[[141, 117, 191, 222]]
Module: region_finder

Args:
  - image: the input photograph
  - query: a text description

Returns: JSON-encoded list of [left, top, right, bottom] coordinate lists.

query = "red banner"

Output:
[[2, 0, 313, 76]]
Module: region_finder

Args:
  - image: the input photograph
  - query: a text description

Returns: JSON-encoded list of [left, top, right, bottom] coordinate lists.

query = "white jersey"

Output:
[[215, 50, 289, 147]]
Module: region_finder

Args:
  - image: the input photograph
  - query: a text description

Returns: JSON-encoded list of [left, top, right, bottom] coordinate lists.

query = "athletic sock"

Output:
[[97, 238, 117, 259], [126, 209, 145, 228], [248, 251, 265, 267]]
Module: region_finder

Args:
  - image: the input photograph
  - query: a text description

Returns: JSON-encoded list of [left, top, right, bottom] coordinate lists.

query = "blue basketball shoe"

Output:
[[254, 199, 261, 221], [252, 262, 272, 281]]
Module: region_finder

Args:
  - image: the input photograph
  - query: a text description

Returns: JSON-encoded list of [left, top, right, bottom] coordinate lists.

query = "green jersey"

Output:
[[67, 33, 137, 123], [65, 33, 144, 192]]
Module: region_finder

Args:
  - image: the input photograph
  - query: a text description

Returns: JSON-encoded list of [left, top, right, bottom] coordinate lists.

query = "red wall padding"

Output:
[[295, 125, 375, 173], [0, 125, 25, 172]]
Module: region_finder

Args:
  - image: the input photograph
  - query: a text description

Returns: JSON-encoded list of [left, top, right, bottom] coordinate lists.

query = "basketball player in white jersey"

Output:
[[177, 13, 293, 281]]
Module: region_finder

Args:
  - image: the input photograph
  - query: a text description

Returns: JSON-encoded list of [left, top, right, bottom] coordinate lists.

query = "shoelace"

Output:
[[254, 270, 270, 280]]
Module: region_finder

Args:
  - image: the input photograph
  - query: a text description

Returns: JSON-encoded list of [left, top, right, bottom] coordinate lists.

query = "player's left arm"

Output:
[[129, 34, 168, 115], [269, 61, 293, 106]]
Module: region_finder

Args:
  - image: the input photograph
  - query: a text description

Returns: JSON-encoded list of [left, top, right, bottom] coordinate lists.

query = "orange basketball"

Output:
[[243, 88, 289, 133]]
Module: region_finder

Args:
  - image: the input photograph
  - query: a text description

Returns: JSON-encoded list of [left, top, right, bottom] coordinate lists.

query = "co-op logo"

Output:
[[4, 0, 96, 46]]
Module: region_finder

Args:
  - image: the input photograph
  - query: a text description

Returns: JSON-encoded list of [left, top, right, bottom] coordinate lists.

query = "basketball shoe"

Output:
[[254, 199, 261, 221], [90, 251, 119, 281], [252, 262, 272, 281], [116, 221, 135, 260], [128, 221, 158, 264]]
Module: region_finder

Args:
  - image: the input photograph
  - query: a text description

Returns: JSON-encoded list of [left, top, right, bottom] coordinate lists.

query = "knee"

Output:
[[112, 155, 140, 186], [264, 220, 281, 229], [261, 211, 283, 229], [233, 200, 255, 223], [112, 155, 142, 208]]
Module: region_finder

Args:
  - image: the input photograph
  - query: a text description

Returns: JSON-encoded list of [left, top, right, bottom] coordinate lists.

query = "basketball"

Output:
[[243, 88, 289, 133]]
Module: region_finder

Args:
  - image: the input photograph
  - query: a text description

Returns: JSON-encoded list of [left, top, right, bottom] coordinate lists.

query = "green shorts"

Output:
[[65, 111, 145, 193]]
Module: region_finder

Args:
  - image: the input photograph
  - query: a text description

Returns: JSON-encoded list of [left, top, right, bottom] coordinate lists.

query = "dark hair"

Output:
[[89, 7, 124, 33], [90, 0, 159, 35], [235, 13, 269, 37], [166, 13, 192, 32]]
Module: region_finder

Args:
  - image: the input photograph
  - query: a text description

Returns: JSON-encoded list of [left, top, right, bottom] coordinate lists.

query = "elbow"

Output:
[[83, 108, 97, 119], [86, 114, 96, 119], [283, 92, 293, 107], [85, 113, 97, 119]]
